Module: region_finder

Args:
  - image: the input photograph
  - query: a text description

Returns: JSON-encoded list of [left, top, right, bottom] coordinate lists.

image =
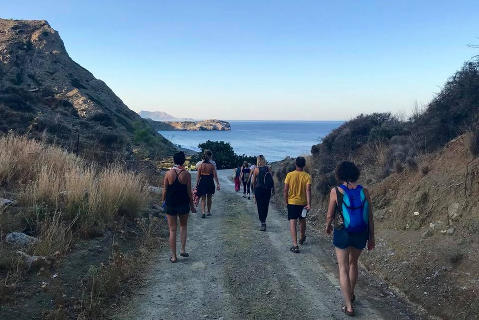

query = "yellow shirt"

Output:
[[284, 170, 312, 205]]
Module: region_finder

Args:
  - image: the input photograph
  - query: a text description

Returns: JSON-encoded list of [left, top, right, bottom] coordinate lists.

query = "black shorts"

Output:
[[287, 204, 306, 220]]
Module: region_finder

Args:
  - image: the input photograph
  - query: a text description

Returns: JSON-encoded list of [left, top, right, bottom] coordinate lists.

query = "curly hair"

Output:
[[335, 161, 360, 183]]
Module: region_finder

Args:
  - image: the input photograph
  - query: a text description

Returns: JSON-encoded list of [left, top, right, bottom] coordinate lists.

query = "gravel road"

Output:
[[112, 170, 425, 320]]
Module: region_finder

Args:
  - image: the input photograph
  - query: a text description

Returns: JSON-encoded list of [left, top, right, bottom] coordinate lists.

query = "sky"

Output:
[[2, 0, 479, 120]]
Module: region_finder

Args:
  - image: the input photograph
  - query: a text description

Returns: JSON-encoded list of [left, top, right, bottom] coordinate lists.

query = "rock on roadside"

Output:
[[5, 232, 38, 246], [0, 198, 14, 207]]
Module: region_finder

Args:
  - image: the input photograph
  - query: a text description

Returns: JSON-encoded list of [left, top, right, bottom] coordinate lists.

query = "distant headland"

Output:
[[140, 111, 231, 131]]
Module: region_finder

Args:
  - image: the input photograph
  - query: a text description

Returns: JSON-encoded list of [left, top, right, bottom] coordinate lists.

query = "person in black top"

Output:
[[196, 150, 220, 218], [251, 155, 275, 231], [240, 161, 252, 199], [162, 151, 196, 263]]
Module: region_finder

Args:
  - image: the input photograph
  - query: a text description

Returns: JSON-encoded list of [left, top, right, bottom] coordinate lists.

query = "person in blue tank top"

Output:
[[325, 161, 375, 317]]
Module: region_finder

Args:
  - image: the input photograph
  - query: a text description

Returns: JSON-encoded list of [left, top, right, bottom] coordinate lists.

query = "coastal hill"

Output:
[[139, 110, 194, 122], [0, 19, 175, 162], [273, 59, 479, 319], [146, 118, 231, 131], [140, 110, 231, 131]]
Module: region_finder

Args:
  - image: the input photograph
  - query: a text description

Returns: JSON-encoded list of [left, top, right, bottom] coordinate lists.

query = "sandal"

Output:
[[342, 306, 355, 317], [299, 235, 307, 245], [180, 252, 189, 257], [351, 293, 356, 303], [169, 257, 177, 263], [290, 246, 300, 253]]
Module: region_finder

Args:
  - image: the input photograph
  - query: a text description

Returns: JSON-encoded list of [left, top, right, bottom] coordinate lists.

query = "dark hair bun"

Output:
[[173, 151, 186, 165]]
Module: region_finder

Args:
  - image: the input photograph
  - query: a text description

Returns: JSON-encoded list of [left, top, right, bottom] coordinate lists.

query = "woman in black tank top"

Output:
[[196, 150, 220, 218], [162, 152, 196, 263]]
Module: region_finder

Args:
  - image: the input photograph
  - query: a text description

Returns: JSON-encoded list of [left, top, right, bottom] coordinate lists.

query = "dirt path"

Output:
[[112, 170, 425, 320]]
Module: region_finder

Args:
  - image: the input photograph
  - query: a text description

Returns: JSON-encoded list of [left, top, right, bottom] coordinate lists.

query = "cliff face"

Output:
[[148, 119, 231, 131], [0, 19, 175, 162]]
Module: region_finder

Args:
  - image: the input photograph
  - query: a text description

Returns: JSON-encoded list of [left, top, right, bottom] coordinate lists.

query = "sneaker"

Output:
[[290, 246, 300, 253], [260, 223, 266, 231], [248, 196, 251, 200], [206, 212, 212, 216], [201, 214, 206, 219]]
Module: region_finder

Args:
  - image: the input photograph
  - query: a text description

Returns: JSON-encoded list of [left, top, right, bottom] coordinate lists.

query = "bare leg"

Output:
[[336, 247, 353, 312], [166, 215, 178, 261], [179, 214, 189, 254], [349, 247, 362, 297], [201, 195, 206, 214], [289, 219, 298, 246], [299, 218, 306, 239], [207, 194, 213, 213]]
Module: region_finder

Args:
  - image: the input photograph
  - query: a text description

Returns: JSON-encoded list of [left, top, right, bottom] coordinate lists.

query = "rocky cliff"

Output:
[[148, 119, 231, 131], [0, 19, 175, 163]]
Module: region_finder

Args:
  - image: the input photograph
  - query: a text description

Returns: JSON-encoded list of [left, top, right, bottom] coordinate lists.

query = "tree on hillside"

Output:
[[193, 140, 256, 169]]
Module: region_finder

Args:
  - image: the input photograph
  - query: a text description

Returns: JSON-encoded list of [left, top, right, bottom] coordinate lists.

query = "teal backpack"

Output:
[[336, 184, 369, 233]]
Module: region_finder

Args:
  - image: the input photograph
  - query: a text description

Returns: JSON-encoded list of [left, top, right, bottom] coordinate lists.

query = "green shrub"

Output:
[[89, 113, 116, 128], [192, 140, 256, 169], [411, 59, 479, 152]]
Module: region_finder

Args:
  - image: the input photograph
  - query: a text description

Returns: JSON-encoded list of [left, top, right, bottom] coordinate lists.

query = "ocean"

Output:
[[159, 121, 342, 162]]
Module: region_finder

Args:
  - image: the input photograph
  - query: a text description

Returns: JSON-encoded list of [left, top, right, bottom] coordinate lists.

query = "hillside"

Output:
[[147, 118, 231, 131], [0, 19, 175, 163], [272, 58, 479, 319]]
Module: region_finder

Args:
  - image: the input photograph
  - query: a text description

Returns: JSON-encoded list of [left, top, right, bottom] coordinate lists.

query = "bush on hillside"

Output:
[[133, 120, 176, 158], [411, 59, 479, 152], [311, 113, 405, 174]]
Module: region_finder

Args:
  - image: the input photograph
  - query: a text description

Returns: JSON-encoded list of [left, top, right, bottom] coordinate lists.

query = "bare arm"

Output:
[[306, 183, 312, 210], [251, 168, 258, 188], [283, 183, 289, 206], [213, 166, 220, 190], [325, 188, 337, 234], [196, 164, 201, 186], [186, 172, 196, 213], [364, 188, 375, 250], [269, 167, 275, 194], [162, 172, 169, 202]]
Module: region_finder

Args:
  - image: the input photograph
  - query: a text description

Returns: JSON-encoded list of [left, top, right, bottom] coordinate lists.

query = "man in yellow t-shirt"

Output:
[[283, 156, 312, 253]]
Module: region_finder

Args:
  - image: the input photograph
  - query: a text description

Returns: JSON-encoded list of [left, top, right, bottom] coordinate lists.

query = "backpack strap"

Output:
[[335, 186, 343, 212], [338, 184, 365, 209]]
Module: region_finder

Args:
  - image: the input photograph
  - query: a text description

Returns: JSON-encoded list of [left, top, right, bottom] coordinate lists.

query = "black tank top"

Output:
[[165, 169, 189, 206]]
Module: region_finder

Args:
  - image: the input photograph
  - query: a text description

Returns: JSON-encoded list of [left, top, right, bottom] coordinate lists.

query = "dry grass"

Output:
[[0, 134, 149, 251], [33, 211, 74, 256], [78, 248, 135, 319]]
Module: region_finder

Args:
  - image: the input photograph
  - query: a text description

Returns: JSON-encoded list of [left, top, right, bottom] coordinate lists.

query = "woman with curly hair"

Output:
[[325, 161, 375, 316]]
